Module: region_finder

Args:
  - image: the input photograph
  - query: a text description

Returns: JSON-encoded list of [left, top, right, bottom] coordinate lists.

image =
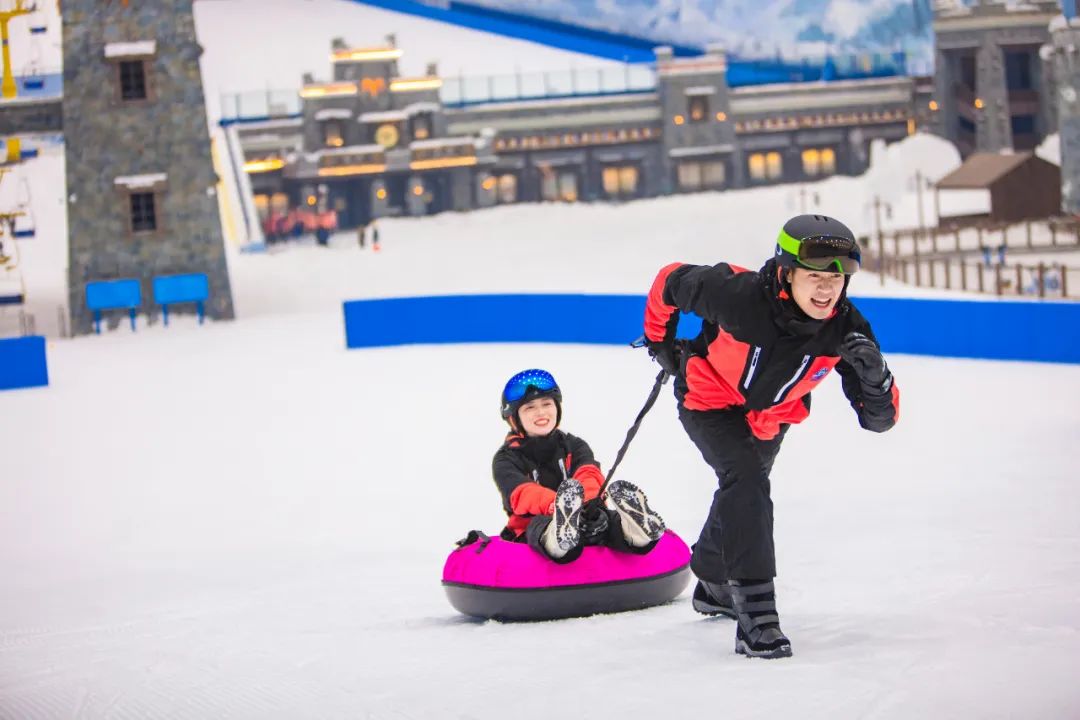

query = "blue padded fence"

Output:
[[0, 335, 49, 391], [343, 294, 1080, 364]]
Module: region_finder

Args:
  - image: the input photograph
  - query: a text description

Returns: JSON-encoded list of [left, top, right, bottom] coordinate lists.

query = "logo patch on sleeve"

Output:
[[811, 367, 829, 381]]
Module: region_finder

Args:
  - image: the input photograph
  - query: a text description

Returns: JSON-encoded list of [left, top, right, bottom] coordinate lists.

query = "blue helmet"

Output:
[[500, 368, 562, 428]]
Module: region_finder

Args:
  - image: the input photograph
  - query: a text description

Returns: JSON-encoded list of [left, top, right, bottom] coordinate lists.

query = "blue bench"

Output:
[[0, 335, 48, 391], [153, 273, 209, 326], [85, 278, 141, 333]]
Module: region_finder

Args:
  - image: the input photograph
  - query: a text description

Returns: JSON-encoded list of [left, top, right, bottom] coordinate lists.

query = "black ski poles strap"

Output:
[[601, 367, 670, 495]]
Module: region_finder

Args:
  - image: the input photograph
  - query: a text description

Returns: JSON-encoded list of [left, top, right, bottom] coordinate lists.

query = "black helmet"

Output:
[[775, 214, 861, 274], [500, 368, 562, 429]]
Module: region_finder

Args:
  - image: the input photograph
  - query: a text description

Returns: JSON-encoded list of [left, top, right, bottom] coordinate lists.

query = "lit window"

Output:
[[324, 121, 344, 148], [497, 174, 517, 203], [702, 161, 725, 187], [802, 148, 821, 176], [678, 162, 702, 190], [602, 167, 620, 196], [748, 154, 766, 181], [820, 148, 836, 175], [689, 96, 708, 123], [412, 114, 432, 141], [673, 115, 685, 126], [766, 151, 782, 179], [558, 172, 578, 202]]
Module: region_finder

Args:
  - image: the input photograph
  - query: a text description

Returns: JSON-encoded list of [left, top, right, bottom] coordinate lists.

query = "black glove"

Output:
[[579, 498, 610, 544], [840, 332, 891, 391], [647, 339, 680, 376]]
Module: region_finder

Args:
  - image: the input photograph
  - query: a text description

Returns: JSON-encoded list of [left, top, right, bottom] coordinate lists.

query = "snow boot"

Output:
[[604, 480, 665, 547], [692, 580, 737, 619], [541, 478, 584, 559], [729, 579, 792, 659]]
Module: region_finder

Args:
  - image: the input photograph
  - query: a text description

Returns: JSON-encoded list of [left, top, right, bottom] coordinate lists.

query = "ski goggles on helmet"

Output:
[[502, 369, 559, 404], [778, 230, 861, 274]]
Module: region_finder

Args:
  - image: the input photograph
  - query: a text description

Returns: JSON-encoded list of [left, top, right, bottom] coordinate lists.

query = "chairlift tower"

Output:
[[0, 1, 32, 99]]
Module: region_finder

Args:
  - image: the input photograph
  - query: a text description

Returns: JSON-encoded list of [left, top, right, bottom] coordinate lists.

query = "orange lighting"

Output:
[[907, 118, 916, 136], [412, 185, 424, 196], [376, 188, 387, 200], [331, 47, 404, 62], [317, 164, 387, 177], [928, 100, 939, 111], [974, 98, 984, 109], [673, 114, 685, 125], [300, 82, 358, 98], [482, 177, 496, 191], [409, 156, 477, 170], [390, 77, 443, 92], [306, 195, 317, 206], [715, 112, 727, 121], [242, 158, 285, 174]]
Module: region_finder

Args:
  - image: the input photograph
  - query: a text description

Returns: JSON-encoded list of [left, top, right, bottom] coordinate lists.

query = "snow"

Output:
[[1, 10, 1077, 711], [193, 0, 624, 123], [313, 108, 353, 121], [112, 172, 167, 189], [1, 319, 1078, 717], [103, 40, 157, 59], [1037, 133, 1061, 166]]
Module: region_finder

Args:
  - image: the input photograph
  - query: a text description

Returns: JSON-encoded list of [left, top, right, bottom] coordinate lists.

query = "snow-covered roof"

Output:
[[403, 102, 441, 116], [113, 173, 167, 189], [104, 41, 157, 59], [410, 137, 475, 150], [316, 144, 385, 158], [314, 108, 353, 121], [359, 110, 407, 123]]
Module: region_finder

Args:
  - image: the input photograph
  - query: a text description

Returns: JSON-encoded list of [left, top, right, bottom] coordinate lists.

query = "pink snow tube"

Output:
[[442, 530, 692, 621]]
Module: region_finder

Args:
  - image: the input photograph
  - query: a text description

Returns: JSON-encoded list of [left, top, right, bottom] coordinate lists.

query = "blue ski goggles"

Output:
[[502, 369, 559, 404]]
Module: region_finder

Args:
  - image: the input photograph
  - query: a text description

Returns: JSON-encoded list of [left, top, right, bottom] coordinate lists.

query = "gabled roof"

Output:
[[935, 152, 1044, 189]]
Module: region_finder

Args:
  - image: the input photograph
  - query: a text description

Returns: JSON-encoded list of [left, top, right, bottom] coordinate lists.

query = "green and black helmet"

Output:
[[775, 214, 861, 274]]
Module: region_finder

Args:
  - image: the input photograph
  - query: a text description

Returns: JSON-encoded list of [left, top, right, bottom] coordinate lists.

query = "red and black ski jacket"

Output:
[[644, 258, 900, 440], [492, 429, 605, 538]]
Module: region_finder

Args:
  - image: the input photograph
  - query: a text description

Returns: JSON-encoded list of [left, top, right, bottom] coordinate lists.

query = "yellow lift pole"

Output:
[[0, 1, 32, 100]]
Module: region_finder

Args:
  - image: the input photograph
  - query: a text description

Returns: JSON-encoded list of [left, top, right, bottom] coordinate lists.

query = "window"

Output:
[[1005, 51, 1032, 91], [702, 161, 725, 187], [959, 54, 976, 92], [130, 192, 156, 233], [1011, 114, 1036, 135], [748, 152, 783, 181], [678, 162, 702, 190], [323, 120, 344, 148], [411, 113, 432, 141], [119, 60, 147, 101], [497, 174, 517, 204], [801, 148, 836, 177], [689, 96, 709, 123], [678, 161, 725, 191], [602, 165, 639, 199]]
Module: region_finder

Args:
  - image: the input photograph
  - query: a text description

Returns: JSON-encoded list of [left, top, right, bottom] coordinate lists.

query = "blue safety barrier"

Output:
[[85, 278, 141, 333], [153, 273, 209, 326], [0, 335, 48, 391], [342, 294, 1080, 364]]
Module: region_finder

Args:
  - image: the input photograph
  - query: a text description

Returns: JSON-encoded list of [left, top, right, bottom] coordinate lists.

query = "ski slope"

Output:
[[0, 313, 1078, 718]]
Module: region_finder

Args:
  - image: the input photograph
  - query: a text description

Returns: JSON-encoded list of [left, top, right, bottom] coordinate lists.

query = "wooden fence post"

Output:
[[995, 264, 1002, 296], [1038, 263, 1045, 299], [960, 261, 967, 291], [944, 258, 951, 290], [929, 259, 936, 288], [978, 264, 985, 293], [1026, 220, 1032, 248], [1016, 265, 1023, 296]]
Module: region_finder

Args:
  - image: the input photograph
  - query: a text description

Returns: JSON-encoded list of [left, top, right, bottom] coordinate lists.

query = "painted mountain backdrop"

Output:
[[466, 0, 937, 70]]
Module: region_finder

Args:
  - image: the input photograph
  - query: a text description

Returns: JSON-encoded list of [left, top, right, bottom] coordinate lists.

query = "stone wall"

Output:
[[1051, 22, 1080, 214], [61, 0, 234, 335]]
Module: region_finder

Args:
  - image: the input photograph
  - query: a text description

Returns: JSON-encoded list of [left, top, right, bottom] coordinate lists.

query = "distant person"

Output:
[[492, 368, 666, 563], [357, 222, 367, 249], [371, 219, 381, 252], [642, 214, 900, 659]]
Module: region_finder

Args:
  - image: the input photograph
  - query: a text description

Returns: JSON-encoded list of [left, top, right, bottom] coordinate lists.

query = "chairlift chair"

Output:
[[28, 1, 47, 34], [21, 31, 45, 90], [13, 176, 35, 238]]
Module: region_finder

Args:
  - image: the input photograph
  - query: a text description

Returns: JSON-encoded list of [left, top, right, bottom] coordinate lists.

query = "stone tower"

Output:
[[932, 0, 1059, 156], [61, 0, 234, 335], [1050, 8, 1080, 213]]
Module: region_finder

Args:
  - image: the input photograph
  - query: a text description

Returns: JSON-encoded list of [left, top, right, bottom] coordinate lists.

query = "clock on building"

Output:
[[375, 123, 400, 149]]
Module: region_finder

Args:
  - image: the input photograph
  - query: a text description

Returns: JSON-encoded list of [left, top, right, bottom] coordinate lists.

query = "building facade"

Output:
[[232, 40, 915, 233], [62, 0, 233, 335]]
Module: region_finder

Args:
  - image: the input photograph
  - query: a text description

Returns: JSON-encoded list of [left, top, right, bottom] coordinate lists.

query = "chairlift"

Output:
[[12, 176, 35, 238], [28, 2, 47, 34]]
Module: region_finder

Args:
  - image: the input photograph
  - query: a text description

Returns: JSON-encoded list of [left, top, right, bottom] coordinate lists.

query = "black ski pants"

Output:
[[676, 379, 788, 583]]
